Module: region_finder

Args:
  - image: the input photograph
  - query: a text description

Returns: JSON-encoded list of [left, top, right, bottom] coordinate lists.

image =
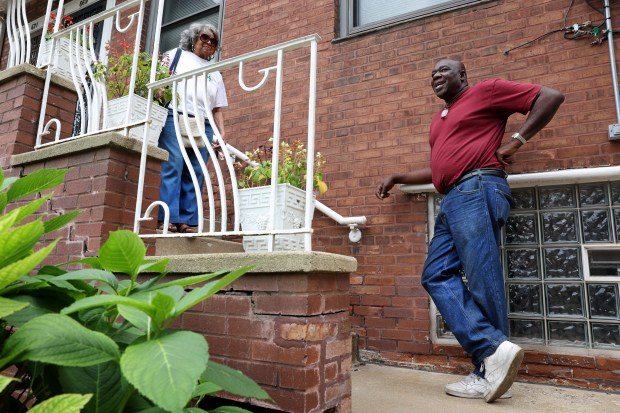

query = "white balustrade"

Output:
[[27, 0, 365, 251], [4, 0, 31, 68]]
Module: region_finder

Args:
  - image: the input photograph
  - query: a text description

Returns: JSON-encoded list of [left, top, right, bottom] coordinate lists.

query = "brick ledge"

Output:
[[10, 131, 168, 166], [158, 251, 358, 274], [0, 63, 76, 91]]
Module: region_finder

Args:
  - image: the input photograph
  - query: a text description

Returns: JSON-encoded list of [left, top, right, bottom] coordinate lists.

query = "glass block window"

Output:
[[432, 181, 620, 351]]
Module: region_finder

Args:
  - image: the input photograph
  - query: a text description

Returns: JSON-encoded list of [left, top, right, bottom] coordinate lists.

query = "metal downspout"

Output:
[[605, 0, 620, 139], [606, 0, 620, 121]]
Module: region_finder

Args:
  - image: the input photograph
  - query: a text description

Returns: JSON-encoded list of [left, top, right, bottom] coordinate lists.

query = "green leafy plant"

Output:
[[0, 167, 270, 412], [93, 39, 172, 107], [236, 138, 328, 195]]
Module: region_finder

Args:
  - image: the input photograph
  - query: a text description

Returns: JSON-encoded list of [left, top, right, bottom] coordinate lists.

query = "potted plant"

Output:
[[235, 138, 327, 251], [93, 40, 172, 145], [37, 12, 92, 80]]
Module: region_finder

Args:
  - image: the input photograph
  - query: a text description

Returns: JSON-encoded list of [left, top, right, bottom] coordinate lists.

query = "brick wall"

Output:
[[12, 137, 162, 265], [221, 0, 620, 391], [178, 268, 352, 413], [0, 67, 77, 171], [3, 0, 620, 395]]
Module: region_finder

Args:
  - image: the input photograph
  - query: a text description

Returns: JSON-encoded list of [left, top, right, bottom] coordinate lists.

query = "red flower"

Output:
[[47, 12, 74, 34]]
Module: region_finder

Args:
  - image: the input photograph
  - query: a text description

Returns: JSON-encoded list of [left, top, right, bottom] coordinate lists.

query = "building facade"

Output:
[[2, 0, 620, 393]]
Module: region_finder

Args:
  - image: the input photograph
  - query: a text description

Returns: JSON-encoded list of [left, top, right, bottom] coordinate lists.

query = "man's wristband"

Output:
[[511, 132, 527, 145]]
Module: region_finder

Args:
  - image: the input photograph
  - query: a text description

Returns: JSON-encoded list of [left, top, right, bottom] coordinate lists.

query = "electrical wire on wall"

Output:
[[503, 0, 612, 55]]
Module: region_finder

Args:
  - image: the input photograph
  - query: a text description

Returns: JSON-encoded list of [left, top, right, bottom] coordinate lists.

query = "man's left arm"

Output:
[[496, 86, 565, 166]]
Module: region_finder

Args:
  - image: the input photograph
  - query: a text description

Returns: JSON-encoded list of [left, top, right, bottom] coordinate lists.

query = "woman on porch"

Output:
[[157, 23, 228, 234]]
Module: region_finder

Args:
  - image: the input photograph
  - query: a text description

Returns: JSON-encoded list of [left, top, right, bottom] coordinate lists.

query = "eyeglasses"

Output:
[[199, 33, 217, 46]]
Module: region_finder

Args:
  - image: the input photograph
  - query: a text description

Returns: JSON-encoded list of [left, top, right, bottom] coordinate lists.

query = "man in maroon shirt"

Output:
[[376, 59, 564, 402]]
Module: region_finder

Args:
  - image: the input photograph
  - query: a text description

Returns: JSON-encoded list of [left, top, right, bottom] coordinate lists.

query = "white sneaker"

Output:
[[445, 372, 512, 399], [482, 341, 524, 402]]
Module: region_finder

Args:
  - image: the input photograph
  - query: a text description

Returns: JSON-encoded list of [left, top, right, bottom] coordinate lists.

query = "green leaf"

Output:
[[202, 361, 270, 400], [53, 269, 119, 291], [35, 275, 87, 293], [137, 258, 170, 275], [6, 168, 68, 202], [58, 362, 126, 413], [0, 375, 19, 393], [121, 331, 209, 413], [3, 313, 120, 366], [174, 267, 251, 316], [0, 296, 29, 318], [61, 295, 158, 319], [28, 394, 92, 413], [152, 270, 227, 290], [4, 294, 71, 327], [192, 381, 222, 397], [133, 273, 167, 293], [38, 265, 68, 276], [43, 210, 81, 234], [209, 407, 253, 413], [0, 208, 20, 235], [64, 257, 103, 270], [0, 192, 7, 214], [98, 230, 146, 277], [0, 239, 58, 290], [118, 287, 182, 332], [0, 220, 45, 268], [13, 195, 51, 224]]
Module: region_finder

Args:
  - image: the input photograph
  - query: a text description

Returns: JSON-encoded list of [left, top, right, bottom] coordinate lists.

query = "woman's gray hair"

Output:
[[179, 23, 220, 59]]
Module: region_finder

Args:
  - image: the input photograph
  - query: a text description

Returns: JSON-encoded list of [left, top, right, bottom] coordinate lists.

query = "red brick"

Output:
[[278, 366, 320, 390], [251, 341, 320, 366], [253, 293, 323, 316]]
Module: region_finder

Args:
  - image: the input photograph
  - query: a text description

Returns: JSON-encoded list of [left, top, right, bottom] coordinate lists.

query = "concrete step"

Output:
[[155, 236, 245, 255]]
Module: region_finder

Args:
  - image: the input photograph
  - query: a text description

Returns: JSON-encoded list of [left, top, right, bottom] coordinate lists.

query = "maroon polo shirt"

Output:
[[429, 79, 542, 194]]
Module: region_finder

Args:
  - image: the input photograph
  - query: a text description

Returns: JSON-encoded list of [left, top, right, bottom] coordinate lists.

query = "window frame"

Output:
[[338, 0, 492, 38], [146, 0, 224, 57], [583, 245, 620, 282]]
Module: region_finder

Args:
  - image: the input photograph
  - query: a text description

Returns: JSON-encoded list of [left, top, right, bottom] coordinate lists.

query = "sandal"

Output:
[[158, 222, 178, 232], [177, 223, 198, 233]]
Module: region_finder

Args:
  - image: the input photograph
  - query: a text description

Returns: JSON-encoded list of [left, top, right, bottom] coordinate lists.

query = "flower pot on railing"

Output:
[[37, 37, 91, 81], [104, 95, 168, 146], [239, 184, 315, 252]]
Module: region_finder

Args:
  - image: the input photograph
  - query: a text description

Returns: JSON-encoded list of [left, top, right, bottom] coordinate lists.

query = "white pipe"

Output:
[[304, 39, 318, 252], [604, 0, 620, 123], [134, 0, 163, 233], [400, 165, 620, 194], [266, 50, 285, 252]]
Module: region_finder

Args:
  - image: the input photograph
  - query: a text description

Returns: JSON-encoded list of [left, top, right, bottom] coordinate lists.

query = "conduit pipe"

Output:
[[605, 0, 620, 139]]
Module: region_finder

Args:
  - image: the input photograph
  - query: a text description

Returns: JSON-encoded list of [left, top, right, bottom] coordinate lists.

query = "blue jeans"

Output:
[[157, 109, 212, 226], [421, 174, 512, 373]]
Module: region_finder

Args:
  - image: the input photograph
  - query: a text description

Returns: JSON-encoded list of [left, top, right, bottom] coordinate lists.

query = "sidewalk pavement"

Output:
[[352, 363, 620, 413]]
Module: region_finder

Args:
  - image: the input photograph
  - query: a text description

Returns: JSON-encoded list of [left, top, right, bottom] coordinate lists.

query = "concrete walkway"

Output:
[[352, 363, 620, 413]]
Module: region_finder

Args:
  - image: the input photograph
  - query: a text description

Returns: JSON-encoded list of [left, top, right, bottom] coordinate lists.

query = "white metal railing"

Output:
[[4, 0, 31, 68], [135, 31, 366, 251], [36, 0, 151, 147], [30, 0, 365, 251]]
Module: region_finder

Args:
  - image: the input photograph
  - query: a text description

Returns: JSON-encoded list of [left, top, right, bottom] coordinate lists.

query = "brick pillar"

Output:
[[0, 64, 77, 171], [167, 252, 355, 413], [10, 132, 167, 264]]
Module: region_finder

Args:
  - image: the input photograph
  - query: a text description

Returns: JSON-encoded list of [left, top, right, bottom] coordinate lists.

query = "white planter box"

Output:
[[104, 95, 168, 146], [239, 184, 315, 252], [37, 37, 91, 81]]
